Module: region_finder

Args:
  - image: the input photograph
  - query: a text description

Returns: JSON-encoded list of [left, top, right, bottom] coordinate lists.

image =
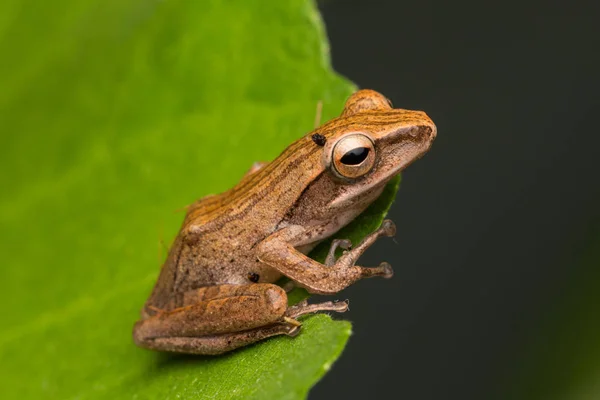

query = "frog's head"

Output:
[[317, 89, 436, 206]]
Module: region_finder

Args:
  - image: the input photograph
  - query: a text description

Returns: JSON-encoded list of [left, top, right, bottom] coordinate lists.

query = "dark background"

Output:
[[314, 0, 600, 399]]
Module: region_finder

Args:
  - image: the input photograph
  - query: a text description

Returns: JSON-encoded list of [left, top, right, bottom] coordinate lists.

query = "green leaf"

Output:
[[0, 1, 400, 399]]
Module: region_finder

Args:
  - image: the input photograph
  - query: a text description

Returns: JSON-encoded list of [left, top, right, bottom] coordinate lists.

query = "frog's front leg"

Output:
[[257, 220, 396, 295], [133, 284, 346, 355]]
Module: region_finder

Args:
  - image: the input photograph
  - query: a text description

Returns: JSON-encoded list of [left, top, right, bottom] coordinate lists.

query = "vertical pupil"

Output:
[[340, 147, 369, 165]]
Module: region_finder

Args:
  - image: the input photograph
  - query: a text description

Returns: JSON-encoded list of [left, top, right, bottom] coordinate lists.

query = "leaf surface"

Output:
[[0, 1, 400, 399]]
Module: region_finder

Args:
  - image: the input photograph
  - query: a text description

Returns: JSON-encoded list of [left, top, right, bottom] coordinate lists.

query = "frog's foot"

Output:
[[357, 262, 394, 279], [281, 300, 348, 336], [285, 299, 349, 320], [335, 219, 396, 277], [325, 239, 353, 266]]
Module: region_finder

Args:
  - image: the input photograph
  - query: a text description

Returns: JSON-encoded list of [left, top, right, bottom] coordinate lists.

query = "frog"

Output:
[[133, 89, 436, 355]]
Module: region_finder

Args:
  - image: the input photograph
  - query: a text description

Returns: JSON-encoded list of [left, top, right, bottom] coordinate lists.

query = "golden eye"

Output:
[[332, 134, 376, 179]]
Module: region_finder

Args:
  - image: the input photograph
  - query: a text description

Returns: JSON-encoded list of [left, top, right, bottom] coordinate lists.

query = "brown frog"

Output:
[[133, 89, 436, 354]]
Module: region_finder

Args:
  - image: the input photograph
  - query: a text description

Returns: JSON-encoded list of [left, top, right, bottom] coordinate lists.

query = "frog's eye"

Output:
[[332, 134, 376, 179]]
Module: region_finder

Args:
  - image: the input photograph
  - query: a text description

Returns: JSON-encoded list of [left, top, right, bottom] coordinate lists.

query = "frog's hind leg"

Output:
[[143, 299, 350, 355], [133, 284, 350, 355], [133, 283, 292, 354]]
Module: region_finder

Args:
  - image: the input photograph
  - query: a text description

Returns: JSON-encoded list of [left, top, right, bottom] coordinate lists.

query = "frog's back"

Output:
[[143, 152, 322, 313]]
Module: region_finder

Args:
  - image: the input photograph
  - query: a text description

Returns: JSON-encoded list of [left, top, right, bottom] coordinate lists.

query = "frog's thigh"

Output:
[[133, 284, 288, 353]]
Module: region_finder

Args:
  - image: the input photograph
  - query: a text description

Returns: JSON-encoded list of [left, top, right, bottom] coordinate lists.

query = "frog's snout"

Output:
[[418, 112, 437, 143]]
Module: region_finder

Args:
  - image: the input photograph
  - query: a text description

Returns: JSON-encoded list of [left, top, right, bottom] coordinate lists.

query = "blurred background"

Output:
[[314, 0, 600, 399]]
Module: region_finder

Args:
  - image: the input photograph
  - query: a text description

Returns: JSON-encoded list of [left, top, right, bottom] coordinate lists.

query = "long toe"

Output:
[[381, 219, 396, 237]]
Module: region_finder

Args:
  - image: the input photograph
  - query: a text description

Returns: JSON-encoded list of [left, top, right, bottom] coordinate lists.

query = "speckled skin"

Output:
[[133, 90, 436, 354]]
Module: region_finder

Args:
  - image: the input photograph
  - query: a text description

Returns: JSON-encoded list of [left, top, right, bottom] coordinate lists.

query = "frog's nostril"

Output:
[[422, 123, 437, 141]]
